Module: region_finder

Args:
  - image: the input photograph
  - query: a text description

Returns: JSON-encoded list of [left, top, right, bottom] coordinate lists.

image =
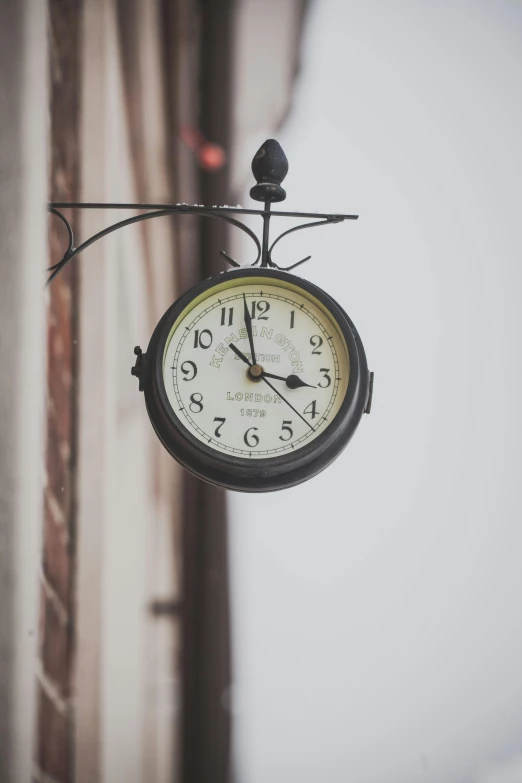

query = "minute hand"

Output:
[[243, 293, 257, 365]]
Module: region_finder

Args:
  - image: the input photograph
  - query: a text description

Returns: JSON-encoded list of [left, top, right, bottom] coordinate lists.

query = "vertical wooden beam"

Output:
[[37, 2, 82, 781], [181, 2, 234, 781]]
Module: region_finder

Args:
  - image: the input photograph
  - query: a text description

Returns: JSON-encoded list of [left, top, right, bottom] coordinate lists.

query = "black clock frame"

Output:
[[132, 267, 370, 492]]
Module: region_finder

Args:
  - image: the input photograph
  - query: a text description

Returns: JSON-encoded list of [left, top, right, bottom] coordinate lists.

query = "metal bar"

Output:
[[260, 200, 272, 267], [46, 206, 262, 285], [49, 202, 358, 220], [268, 218, 338, 270]]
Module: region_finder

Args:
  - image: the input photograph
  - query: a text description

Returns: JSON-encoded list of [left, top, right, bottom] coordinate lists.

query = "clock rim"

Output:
[[142, 267, 369, 492]]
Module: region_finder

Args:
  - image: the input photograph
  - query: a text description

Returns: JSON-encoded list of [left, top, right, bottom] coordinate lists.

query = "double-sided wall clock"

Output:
[[49, 140, 374, 492]]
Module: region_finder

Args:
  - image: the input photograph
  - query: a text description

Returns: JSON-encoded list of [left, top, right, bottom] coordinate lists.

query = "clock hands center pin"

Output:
[[228, 343, 315, 391], [227, 342, 314, 432]]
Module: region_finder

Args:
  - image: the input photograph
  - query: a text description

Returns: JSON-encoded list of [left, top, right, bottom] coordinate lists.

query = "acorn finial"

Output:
[[250, 139, 288, 203]]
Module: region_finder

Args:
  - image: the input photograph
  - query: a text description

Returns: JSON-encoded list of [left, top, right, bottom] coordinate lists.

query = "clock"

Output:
[[132, 266, 372, 492]]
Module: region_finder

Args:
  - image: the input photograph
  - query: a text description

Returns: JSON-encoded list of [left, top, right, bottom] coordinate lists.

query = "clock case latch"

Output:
[[131, 346, 147, 391]]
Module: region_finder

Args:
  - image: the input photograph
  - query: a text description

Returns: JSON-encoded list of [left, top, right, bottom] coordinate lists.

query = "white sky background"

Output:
[[229, 2, 522, 782]]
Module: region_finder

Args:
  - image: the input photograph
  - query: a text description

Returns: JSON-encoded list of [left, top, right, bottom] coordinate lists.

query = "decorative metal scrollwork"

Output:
[[47, 139, 358, 286]]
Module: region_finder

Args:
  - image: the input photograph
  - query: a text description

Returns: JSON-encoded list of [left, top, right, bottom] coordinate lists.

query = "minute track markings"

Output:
[[167, 284, 346, 457], [179, 292, 336, 354], [171, 370, 320, 456]]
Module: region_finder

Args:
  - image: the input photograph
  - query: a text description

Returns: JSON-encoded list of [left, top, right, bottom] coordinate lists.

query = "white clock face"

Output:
[[162, 276, 350, 460]]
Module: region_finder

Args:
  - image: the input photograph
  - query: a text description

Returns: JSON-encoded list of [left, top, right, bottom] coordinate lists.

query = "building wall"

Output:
[[0, 2, 48, 782], [41, 1, 185, 781], [77, 6, 180, 781], [36, 2, 82, 781], [0, 0, 235, 780]]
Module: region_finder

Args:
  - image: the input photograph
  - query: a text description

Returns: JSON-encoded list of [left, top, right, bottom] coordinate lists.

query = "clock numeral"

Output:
[[213, 417, 226, 438], [310, 335, 323, 355], [279, 420, 293, 442], [180, 360, 197, 381], [193, 329, 213, 349], [243, 427, 260, 448], [220, 307, 234, 326], [290, 310, 295, 329], [303, 400, 319, 419], [250, 300, 270, 320], [318, 368, 331, 388], [189, 393, 204, 413]]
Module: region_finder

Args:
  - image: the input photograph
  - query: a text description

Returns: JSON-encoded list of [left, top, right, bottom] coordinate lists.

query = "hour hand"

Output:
[[228, 342, 252, 366], [261, 371, 316, 389]]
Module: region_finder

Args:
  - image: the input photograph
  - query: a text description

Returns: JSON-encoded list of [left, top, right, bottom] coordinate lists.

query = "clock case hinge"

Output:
[[365, 371, 374, 414]]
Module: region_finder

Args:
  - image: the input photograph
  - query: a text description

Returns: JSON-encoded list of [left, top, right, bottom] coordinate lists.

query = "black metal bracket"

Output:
[[47, 139, 358, 286]]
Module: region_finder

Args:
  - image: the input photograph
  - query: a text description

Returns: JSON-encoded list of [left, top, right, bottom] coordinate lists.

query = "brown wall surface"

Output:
[[36, 1, 81, 780], [37, 2, 234, 780]]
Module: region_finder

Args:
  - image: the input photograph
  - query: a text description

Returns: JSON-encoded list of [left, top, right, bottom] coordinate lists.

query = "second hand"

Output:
[[228, 329, 314, 432], [260, 376, 315, 432]]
